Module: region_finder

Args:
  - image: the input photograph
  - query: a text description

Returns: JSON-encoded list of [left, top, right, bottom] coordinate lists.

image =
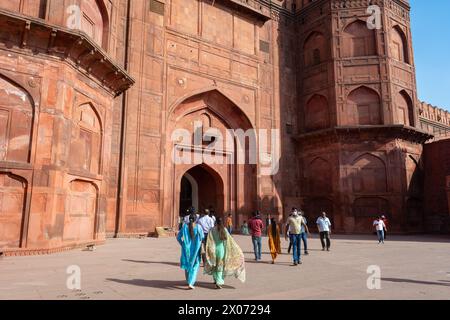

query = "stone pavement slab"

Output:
[[0, 234, 449, 300]]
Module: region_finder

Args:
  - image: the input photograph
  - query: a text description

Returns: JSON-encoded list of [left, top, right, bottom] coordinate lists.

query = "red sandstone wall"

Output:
[[447, 176, 450, 217], [110, 0, 287, 236], [0, 0, 47, 19], [424, 139, 450, 233], [0, 47, 115, 252]]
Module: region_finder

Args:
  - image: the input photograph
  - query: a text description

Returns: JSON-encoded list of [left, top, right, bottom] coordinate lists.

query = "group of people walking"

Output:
[[176, 208, 245, 290], [246, 209, 332, 266], [177, 206, 388, 289]]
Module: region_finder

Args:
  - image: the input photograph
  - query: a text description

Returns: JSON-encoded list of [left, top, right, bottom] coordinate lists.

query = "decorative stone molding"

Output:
[[0, 9, 134, 96], [293, 125, 434, 146], [0, 240, 106, 257], [219, 0, 271, 20], [211, 0, 411, 23]]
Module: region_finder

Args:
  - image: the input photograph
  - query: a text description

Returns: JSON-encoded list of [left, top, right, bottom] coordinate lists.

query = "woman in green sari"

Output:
[[204, 217, 246, 289]]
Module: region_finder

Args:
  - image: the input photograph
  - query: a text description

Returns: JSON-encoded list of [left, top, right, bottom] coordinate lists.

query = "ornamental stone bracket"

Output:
[[220, 0, 271, 20], [293, 125, 434, 146], [0, 9, 134, 97]]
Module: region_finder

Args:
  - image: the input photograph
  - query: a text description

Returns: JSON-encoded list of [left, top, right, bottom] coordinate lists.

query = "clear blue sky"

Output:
[[410, 0, 450, 111]]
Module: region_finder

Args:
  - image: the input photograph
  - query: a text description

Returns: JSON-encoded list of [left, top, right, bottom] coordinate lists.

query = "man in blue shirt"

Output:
[[316, 212, 332, 251]]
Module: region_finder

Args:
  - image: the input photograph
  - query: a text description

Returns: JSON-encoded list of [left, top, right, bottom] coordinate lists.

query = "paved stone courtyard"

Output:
[[1, 234, 449, 300]]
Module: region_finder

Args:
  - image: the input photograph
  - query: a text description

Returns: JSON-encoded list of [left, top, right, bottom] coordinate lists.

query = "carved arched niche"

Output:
[[342, 20, 377, 58], [304, 31, 328, 67], [391, 26, 410, 64], [345, 86, 382, 125], [351, 154, 387, 193], [305, 94, 330, 132], [0, 75, 34, 163], [69, 103, 103, 175]]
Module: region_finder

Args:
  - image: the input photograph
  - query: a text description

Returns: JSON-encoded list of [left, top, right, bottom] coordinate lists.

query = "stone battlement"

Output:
[[418, 101, 450, 142], [418, 101, 450, 125]]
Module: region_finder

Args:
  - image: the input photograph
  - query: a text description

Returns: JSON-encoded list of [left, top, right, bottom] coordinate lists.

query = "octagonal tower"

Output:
[[294, 0, 432, 233]]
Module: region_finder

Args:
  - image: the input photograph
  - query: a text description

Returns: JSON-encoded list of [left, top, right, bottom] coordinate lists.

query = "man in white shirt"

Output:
[[208, 206, 217, 224], [198, 209, 215, 240], [197, 209, 215, 265], [373, 216, 387, 244], [316, 212, 332, 251], [286, 208, 296, 254]]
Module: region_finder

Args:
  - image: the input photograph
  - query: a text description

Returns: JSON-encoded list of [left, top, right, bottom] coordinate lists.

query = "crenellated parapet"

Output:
[[418, 101, 450, 141]]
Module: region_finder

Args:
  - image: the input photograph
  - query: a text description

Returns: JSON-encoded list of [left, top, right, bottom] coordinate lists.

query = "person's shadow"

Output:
[[245, 260, 293, 266], [382, 278, 450, 287], [106, 278, 235, 290], [122, 259, 179, 267], [243, 251, 270, 255]]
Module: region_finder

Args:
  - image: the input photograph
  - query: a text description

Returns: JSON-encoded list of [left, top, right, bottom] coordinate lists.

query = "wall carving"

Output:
[[305, 94, 330, 132], [64, 180, 98, 242], [0, 172, 26, 248], [351, 153, 387, 193], [0, 75, 33, 163], [345, 86, 382, 125], [69, 103, 102, 176], [342, 20, 377, 58], [309, 157, 332, 194]]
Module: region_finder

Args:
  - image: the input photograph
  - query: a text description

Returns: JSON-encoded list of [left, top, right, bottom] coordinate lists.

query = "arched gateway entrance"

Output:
[[179, 164, 224, 216], [162, 89, 257, 227]]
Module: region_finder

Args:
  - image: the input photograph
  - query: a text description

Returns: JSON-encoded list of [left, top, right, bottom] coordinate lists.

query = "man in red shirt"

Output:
[[248, 210, 264, 261]]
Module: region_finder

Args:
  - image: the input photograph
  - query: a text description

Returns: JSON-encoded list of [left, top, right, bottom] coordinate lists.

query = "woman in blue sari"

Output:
[[177, 213, 204, 289]]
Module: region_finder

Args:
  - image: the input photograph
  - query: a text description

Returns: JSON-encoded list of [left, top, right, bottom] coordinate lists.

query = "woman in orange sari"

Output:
[[268, 218, 282, 264]]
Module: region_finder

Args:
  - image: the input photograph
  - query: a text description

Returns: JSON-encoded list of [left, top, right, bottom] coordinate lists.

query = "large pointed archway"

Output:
[[179, 164, 224, 217], [162, 89, 257, 227]]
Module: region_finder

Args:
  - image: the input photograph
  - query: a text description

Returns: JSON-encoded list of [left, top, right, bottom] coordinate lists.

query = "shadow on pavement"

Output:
[[243, 251, 271, 255], [122, 259, 179, 267], [320, 234, 450, 244], [281, 249, 328, 252], [245, 260, 293, 266], [382, 278, 450, 287], [243, 249, 327, 256], [106, 278, 235, 290]]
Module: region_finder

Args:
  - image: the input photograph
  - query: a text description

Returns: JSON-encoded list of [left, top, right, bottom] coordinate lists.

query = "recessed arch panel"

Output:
[[64, 180, 98, 242], [396, 90, 414, 126], [391, 26, 409, 63], [69, 102, 103, 175], [305, 94, 330, 132], [0, 74, 34, 163], [342, 20, 377, 57], [0, 172, 26, 249], [303, 31, 327, 67], [351, 153, 387, 193], [346, 86, 382, 125], [309, 157, 332, 194]]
